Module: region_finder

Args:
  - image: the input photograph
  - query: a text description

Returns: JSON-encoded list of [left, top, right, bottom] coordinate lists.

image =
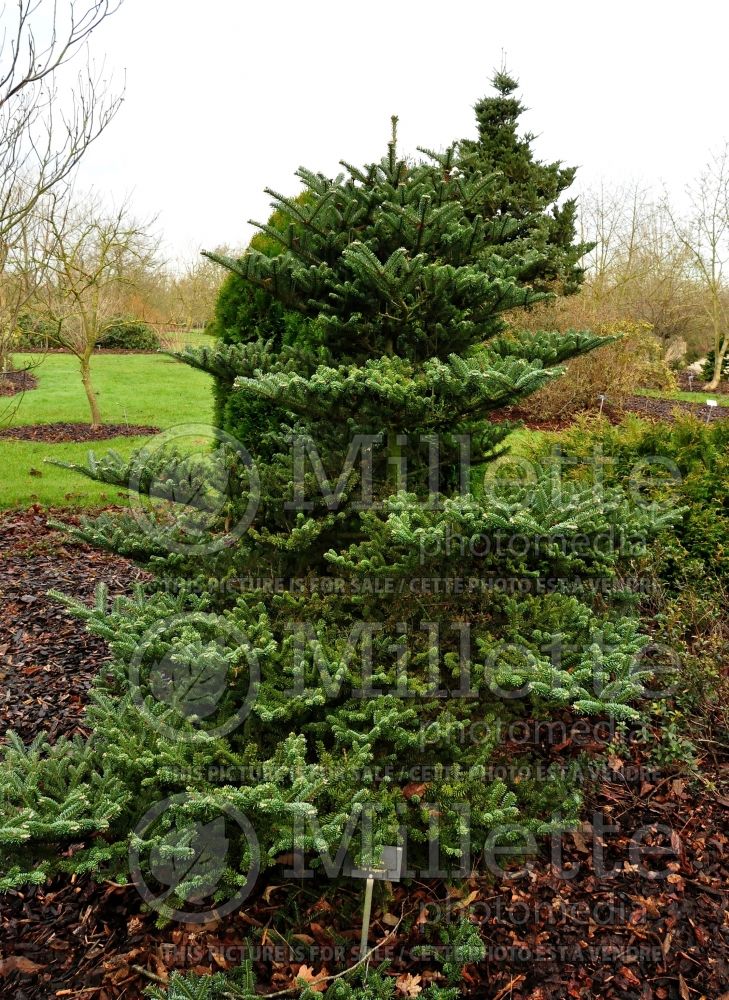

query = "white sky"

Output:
[[71, 0, 729, 262]]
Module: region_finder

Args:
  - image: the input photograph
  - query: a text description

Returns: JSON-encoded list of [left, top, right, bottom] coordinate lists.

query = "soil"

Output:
[[0, 509, 727, 999], [617, 395, 729, 423], [677, 370, 729, 394], [0, 422, 160, 443], [488, 407, 590, 432], [0, 506, 147, 744], [491, 393, 728, 432], [0, 371, 38, 397]]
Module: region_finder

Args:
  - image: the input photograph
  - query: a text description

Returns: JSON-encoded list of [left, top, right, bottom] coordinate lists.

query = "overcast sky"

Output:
[[71, 0, 729, 262]]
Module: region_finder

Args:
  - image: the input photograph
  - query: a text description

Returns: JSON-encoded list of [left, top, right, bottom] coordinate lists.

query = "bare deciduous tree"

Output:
[[171, 250, 227, 331], [666, 145, 729, 390], [40, 194, 158, 426], [0, 187, 49, 363], [0, 0, 124, 368], [579, 183, 702, 354]]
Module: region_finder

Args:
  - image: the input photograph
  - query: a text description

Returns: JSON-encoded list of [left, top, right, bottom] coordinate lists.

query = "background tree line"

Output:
[[519, 152, 729, 391], [2, 0, 729, 430]]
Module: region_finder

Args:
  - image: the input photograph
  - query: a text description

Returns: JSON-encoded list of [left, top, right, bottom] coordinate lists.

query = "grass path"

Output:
[[636, 388, 729, 406], [0, 352, 213, 509]]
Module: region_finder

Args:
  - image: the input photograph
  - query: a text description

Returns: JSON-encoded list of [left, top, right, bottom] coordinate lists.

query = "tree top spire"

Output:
[[491, 68, 519, 96]]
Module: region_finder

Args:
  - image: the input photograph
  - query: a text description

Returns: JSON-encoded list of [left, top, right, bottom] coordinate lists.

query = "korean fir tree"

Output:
[[0, 75, 671, 924]]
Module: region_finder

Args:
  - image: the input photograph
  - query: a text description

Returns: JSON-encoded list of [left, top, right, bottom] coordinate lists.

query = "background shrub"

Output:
[[525, 414, 729, 737], [98, 318, 160, 350], [14, 313, 59, 349], [515, 321, 676, 421]]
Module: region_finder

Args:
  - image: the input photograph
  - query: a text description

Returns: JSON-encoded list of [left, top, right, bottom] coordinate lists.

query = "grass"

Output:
[[5, 350, 213, 428], [636, 388, 729, 406], [0, 351, 213, 509], [0, 344, 542, 511], [159, 329, 214, 352], [0, 437, 153, 509], [471, 427, 544, 497]]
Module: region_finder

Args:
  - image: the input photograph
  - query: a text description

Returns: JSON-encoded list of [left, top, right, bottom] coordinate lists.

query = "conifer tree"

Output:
[[459, 69, 591, 294], [0, 76, 669, 928]]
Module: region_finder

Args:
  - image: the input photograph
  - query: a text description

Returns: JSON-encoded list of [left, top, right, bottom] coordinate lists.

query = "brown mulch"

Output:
[[0, 371, 38, 397], [676, 370, 729, 394], [618, 395, 729, 423], [0, 510, 727, 999], [491, 394, 728, 432], [0, 507, 146, 744], [0, 422, 160, 443], [489, 406, 586, 432]]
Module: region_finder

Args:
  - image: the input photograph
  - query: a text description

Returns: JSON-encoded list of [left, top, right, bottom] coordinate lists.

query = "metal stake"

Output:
[[359, 874, 375, 966], [344, 846, 402, 981]]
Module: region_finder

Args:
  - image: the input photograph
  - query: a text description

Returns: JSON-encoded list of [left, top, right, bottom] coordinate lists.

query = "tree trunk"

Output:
[[704, 309, 727, 389], [704, 346, 726, 391], [80, 356, 102, 427], [384, 337, 402, 490]]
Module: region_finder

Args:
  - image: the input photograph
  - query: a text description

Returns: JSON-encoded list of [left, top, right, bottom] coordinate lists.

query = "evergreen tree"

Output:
[[204, 196, 314, 446], [0, 76, 669, 935], [701, 348, 729, 383], [459, 70, 591, 294]]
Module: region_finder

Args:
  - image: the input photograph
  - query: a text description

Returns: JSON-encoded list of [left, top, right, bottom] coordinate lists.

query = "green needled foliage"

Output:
[[460, 69, 593, 295], [0, 76, 670, 946]]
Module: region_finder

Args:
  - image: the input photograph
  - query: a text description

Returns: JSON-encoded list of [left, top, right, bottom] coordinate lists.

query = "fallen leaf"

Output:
[[396, 972, 423, 996], [618, 966, 641, 987], [492, 976, 527, 1000], [452, 889, 480, 910], [310, 921, 333, 944], [403, 782, 428, 799], [0, 955, 46, 976], [296, 965, 328, 992], [571, 827, 591, 854]]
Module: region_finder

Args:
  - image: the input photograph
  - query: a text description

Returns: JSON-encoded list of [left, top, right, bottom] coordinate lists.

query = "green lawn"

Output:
[[0, 347, 542, 511], [160, 329, 215, 352], [0, 352, 213, 509], [636, 388, 729, 406]]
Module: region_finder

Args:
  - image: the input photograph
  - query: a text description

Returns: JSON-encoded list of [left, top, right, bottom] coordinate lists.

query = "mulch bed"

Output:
[[618, 395, 729, 423], [491, 394, 728, 432], [0, 507, 146, 744], [488, 406, 578, 432], [676, 370, 729, 394], [0, 372, 38, 397], [0, 510, 727, 999], [0, 422, 160, 443]]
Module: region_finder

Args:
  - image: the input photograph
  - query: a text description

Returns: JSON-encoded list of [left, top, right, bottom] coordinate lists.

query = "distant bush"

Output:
[[16, 315, 161, 351], [516, 321, 676, 420], [99, 318, 160, 351], [14, 314, 59, 349]]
